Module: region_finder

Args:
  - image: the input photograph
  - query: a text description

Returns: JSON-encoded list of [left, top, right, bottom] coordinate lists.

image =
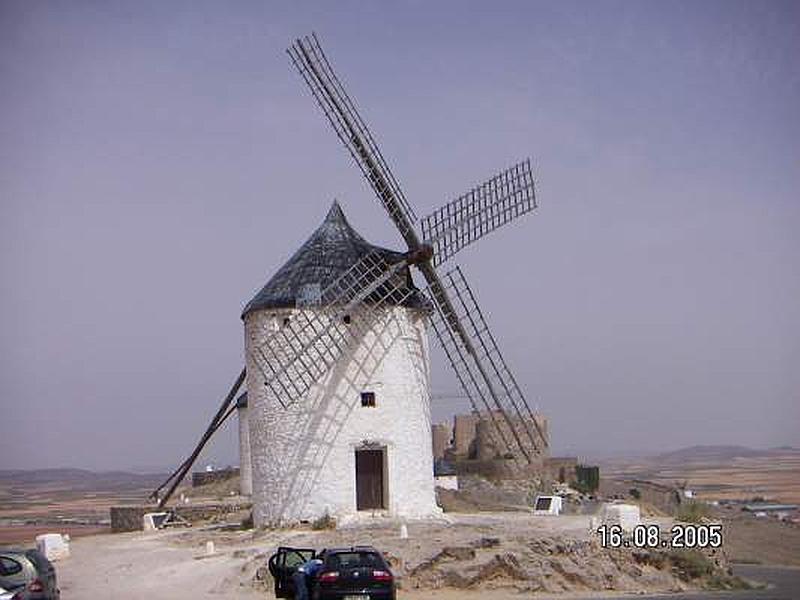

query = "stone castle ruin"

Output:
[[432, 412, 589, 491], [437, 411, 547, 457]]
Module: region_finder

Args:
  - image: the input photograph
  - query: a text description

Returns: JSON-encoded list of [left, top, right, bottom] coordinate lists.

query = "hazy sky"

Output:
[[2, 1, 798, 471]]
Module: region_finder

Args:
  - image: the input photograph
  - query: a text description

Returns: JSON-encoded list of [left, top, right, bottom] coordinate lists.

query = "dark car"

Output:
[[0, 549, 59, 600], [269, 545, 395, 600]]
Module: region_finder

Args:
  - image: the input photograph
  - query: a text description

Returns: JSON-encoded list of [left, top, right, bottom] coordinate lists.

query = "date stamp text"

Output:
[[596, 524, 723, 549]]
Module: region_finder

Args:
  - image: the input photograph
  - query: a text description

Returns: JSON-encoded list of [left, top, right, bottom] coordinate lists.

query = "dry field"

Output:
[[0, 469, 164, 544], [0, 468, 243, 545], [601, 447, 800, 504]]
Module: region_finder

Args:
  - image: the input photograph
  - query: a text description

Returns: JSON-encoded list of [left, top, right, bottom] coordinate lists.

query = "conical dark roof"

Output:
[[242, 201, 424, 317]]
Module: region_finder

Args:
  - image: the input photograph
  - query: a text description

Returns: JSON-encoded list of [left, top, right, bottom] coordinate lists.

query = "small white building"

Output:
[[601, 503, 641, 531], [241, 202, 440, 526]]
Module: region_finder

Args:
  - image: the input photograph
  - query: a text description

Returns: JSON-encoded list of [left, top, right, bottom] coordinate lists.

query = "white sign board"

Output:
[[533, 495, 563, 515], [143, 512, 170, 531]]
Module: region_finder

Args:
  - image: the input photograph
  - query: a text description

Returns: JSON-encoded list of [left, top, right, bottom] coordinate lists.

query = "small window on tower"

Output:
[[360, 391, 376, 407]]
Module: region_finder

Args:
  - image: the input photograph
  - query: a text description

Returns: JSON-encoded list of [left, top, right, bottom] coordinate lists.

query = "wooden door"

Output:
[[355, 449, 384, 510]]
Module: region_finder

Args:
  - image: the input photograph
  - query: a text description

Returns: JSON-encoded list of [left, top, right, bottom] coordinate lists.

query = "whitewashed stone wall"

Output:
[[237, 405, 253, 496], [244, 305, 440, 526]]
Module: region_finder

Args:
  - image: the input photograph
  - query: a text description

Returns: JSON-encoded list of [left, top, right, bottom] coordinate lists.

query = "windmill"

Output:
[[151, 34, 548, 523]]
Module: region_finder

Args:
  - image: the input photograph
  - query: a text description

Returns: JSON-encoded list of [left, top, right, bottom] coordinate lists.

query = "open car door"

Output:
[[267, 546, 316, 599]]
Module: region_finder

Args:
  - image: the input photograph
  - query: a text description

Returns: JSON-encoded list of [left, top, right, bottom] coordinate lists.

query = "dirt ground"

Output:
[[719, 507, 800, 567], [52, 511, 746, 599]]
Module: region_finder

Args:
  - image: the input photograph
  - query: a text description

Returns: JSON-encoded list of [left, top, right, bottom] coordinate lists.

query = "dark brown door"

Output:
[[355, 449, 384, 510]]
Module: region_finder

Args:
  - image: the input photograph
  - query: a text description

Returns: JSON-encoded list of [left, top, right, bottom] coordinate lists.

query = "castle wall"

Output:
[[475, 411, 549, 464], [245, 305, 440, 526], [431, 422, 452, 461], [544, 456, 578, 485], [452, 413, 480, 457]]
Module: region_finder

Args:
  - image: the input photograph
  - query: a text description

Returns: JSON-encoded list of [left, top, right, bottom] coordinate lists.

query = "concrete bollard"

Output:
[[400, 524, 408, 539], [205, 541, 215, 555]]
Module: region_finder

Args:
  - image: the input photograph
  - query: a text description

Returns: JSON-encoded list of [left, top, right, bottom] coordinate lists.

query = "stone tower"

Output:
[[241, 202, 440, 526]]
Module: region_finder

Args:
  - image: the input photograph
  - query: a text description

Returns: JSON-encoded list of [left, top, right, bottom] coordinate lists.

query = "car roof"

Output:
[[321, 546, 380, 554]]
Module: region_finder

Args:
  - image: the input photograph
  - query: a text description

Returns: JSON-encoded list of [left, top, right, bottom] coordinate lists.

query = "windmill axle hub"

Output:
[[405, 244, 434, 266]]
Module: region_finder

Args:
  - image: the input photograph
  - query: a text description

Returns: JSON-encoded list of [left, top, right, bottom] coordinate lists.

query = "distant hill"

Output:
[[0, 468, 165, 491], [653, 445, 800, 465]]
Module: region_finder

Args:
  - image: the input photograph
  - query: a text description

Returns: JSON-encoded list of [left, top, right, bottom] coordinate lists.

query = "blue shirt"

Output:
[[297, 558, 323, 577]]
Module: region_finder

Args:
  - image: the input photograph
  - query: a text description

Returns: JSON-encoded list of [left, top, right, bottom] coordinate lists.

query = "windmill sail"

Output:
[[425, 273, 543, 464], [288, 34, 418, 244], [289, 33, 546, 465], [421, 160, 537, 266], [426, 287, 519, 457], [434, 266, 547, 452]]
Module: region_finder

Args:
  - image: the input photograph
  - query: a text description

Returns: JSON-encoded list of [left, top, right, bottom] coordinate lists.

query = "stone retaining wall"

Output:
[[110, 501, 252, 532], [599, 478, 681, 514]]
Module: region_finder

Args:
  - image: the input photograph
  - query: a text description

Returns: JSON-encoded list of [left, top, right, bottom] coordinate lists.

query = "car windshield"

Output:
[[327, 552, 382, 569], [284, 550, 314, 569]]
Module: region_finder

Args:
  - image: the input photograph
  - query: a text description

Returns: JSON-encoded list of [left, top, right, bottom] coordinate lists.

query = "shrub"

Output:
[[706, 572, 752, 591], [312, 511, 336, 530], [668, 550, 714, 581], [676, 501, 712, 523]]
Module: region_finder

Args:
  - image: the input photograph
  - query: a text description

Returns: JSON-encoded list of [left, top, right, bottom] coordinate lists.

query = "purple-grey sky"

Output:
[[2, 1, 798, 471]]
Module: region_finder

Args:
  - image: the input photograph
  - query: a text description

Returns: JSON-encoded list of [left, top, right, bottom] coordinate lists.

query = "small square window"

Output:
[[360, 391, 376, 407]]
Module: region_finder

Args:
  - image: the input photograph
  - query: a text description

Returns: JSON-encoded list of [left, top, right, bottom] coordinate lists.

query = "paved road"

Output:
[[599, 565, 800, 600]]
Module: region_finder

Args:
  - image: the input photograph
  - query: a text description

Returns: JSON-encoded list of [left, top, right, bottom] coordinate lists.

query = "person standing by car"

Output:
[[292, 557, 322, 600]]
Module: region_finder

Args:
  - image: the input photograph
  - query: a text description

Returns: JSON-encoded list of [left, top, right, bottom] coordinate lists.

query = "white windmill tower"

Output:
[[242, 201, 438, 524], [151, 34, 548, 524]]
